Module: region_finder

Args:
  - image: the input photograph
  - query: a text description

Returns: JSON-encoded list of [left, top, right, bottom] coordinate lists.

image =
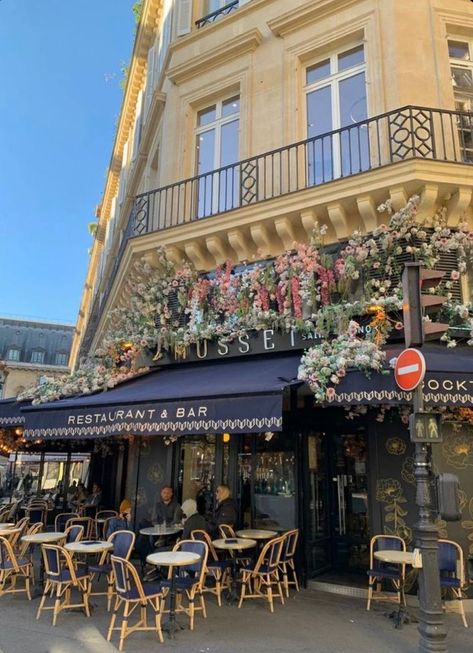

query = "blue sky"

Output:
[[0, 0, 136, 323]]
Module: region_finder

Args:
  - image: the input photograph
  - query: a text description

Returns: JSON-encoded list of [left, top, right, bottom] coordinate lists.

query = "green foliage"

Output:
[[132, 1, 143, 25], [119, 61, 130, 92]]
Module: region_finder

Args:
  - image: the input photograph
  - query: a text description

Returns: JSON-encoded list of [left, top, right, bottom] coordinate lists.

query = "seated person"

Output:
[[85, 482, 102, 507], [181, 498, 208, 540], [210, 484, 238, 536], [106, 499, 132, 537], [154, 485, 183, 525], [69, 482, 87, 510]]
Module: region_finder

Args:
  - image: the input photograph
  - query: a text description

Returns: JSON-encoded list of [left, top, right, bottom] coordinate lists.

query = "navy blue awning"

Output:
[[328, 344, 473, 406], [22, 355, 301, 440], [0, 398, 27, 427]]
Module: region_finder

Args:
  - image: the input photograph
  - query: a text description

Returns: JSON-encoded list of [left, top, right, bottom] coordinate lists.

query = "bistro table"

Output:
[[0, 523, 14, 529], [374, 549, 422, 628], [139, 525, 183, 537], [213, 537, 257, 604], [65, 540, 114, 555], [146, 550, 200, 638], [0, 526, 20, 537], [21, 531, 66, 596], [236, 529, 278, 540]]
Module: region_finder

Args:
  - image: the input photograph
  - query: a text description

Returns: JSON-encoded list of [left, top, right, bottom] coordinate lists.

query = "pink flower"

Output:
[[451, 270, 460, 281], [326, 387, 336, 400]]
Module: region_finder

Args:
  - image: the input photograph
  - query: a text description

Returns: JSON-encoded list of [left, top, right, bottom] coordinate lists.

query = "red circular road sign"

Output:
[[394, 348, 426, 391]]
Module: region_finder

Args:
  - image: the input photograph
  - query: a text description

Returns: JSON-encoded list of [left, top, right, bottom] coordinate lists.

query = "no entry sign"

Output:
[[394, 348, 426, 391]]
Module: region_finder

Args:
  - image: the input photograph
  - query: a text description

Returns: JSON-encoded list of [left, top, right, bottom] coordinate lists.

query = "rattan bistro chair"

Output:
[[95, 510, 118, 539], [279, 529, 300, 597], [0, 535, 32, 600], [107, 555, 164, 651], [366, 535, 406, 611], [438, 539, 468, 628], [238, 535, 285, 613], [191, 529, 231, 606], [65, 517, 94, 539], [161, 540, 209, 631], [36, 543, 91, 626], [89, 530, 135, 611], [54, 512, 79, 533]]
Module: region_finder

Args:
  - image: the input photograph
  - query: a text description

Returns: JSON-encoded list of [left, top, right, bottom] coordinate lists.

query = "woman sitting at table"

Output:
[[106, 499, 132, 537], [181, 498, 208, 539]]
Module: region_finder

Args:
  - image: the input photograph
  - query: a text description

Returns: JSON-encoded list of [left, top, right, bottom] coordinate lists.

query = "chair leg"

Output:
[[107, 604, 118, 642], [119, 601, 130, 652], [53, 586, 61, 626], [36, 580, 50, 620], [456, 591, 468, 628], [154, 599, 164, 643], [267, 583, 274, 613], [366, 580, 373, 611], [200, 591, 207, 619], [238, 576, 247, 608]]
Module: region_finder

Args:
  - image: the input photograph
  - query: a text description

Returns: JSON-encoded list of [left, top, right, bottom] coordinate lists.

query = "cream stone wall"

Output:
[[2, 366, 67, 399], [71, 0, 473, 365]]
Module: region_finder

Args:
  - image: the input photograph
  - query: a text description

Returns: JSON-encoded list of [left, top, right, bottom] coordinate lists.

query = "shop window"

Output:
[[448, 39, 473, 162], [195, 95, 240, 217], [30, 350, 45, 364], [6, 347, 20, 362], [305, 44, 368, 183]]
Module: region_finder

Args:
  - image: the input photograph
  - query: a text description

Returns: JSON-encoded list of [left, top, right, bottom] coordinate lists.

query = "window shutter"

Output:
[[157, 0, 173, 78], [144, 44, 156, 119], [175, 0, 192, 37], [132, 90, 144, 161], [118, 140, 129, 205]]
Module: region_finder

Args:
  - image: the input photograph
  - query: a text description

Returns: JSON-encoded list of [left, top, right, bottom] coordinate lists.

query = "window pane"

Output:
[[197, 105, 216, 127], [338, 45, 364, 71], [448, 40, 470, 60], [307, 85, 333, 184], [196, 128, 215, 174], [306, 59, 331, 85], [451, 66, 473, 92], [339, 72, 369, 175], [219, 119, 240, 211], [7, 349, 20, 361], [222, 96, 240, 117]]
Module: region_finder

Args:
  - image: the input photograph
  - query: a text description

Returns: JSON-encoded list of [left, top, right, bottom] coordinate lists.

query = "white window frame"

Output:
[[194, 95, 240, 216], [304, 43, 367, 179], [6, 348, 20, 362], [30, 350, 45, 364], [448, 38, 473, 162]]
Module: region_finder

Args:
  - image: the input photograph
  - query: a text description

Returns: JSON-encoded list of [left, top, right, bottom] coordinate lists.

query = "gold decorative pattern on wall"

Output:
[[136, 486, 148, 507], [146, 463, 163, 485], [460, 497, 473, 555], [386, 437, 407, 456], [401, 457, 415, 485], [376, 478, 412, 545], [442, 432, 473, 469]]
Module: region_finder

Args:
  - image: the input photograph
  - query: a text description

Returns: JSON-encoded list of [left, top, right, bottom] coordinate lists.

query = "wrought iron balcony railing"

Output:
[[195, 1, 239, 29], [78, 105, 472, 358], [132, 105, 473, 238]]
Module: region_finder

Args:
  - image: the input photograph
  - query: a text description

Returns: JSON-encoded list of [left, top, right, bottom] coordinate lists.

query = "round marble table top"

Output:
[[147, 551, 200, 567], [374, 550, 419, 566], [65, 540, 114, 554], [140, 525, 182, 537], [0, 523, 14, 529], [213, 537, 257, 550], [0, 526, 21, 537], [236, 529, 278, 540], [22, 532, 65, 544]]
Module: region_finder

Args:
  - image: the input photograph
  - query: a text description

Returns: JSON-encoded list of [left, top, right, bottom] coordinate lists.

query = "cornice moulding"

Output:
[[167, 28, 263, 84], [267, 0, 361, 37]]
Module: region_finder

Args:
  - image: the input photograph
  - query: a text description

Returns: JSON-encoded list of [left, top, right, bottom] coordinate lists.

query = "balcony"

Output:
[[195, 1, 239, 29], [132, 105, 473, 238], [78, 105, 473, 358]]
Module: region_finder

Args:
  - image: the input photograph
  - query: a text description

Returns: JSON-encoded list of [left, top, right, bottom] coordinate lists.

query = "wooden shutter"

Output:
[[144, 45, 156, 120], [157, 0, 173, 78], [175, 0, 192, 37], [132, 90, 144, 160]]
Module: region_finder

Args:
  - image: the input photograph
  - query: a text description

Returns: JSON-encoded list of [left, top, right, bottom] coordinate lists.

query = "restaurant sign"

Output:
[[142, 324, 376, 367]]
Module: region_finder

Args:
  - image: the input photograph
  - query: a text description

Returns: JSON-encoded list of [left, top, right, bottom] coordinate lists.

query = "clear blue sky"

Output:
[[0, 0, 136, 323]]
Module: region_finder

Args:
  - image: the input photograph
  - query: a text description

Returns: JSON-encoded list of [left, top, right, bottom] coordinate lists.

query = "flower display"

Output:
[[18, 195, 473, 405]]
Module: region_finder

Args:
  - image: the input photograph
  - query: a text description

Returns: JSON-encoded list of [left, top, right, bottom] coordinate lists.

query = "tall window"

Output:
[[448, 40, 473, 162], [195, 95, 240, 217], [305, 44, 368, 183], [6, 348, 20, 362], [55, 353, 68, 366], [30, 350, 45, 364]]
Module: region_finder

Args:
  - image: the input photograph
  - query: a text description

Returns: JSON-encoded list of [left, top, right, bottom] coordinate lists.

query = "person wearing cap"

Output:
[[181, 498, 208, 539], [106, 499, 132, 537]]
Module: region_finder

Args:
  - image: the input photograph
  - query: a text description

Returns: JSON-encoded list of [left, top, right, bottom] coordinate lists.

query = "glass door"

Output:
[[306, 430, 369, 577], [177, 435, 216, 515]]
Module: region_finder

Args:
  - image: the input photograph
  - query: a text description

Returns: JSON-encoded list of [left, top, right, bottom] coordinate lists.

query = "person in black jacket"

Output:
[[213, 485, 238, 533]]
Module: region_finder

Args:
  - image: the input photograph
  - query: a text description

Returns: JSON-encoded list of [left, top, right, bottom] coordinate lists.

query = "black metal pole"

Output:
[[132, 439, 142, 531], [413, 387, 447, 652]]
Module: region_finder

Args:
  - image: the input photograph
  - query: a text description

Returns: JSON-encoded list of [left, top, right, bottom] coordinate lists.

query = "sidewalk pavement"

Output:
[[0, 587, 470, 653]]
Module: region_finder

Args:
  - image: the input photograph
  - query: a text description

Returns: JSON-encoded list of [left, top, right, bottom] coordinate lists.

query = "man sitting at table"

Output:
[[154, 485, 183, 525]]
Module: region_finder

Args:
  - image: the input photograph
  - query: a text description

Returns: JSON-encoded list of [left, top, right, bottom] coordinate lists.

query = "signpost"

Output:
[[395, 345, 447, 648]]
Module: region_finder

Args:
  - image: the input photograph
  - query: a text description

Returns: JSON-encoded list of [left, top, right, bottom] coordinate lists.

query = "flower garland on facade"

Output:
[[19, 195, 473, 405]]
